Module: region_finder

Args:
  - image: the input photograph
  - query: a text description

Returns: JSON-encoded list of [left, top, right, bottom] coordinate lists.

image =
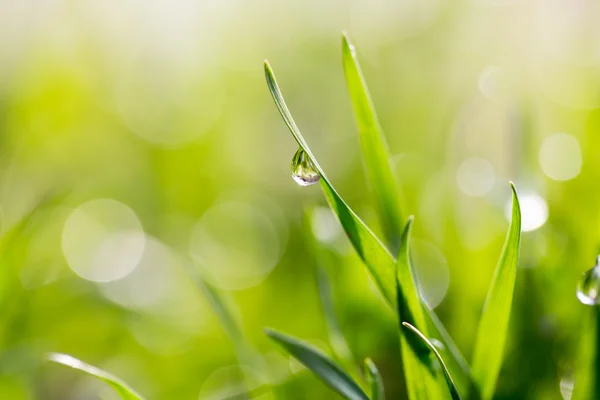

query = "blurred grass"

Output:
[[0, 1, 598, 398]]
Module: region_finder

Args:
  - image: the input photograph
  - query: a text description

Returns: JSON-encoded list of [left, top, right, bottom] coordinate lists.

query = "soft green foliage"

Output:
[[1, 6, 595, 398], [471, 183, 522, 400], [402, 323, 462, 400], [341, 33, 404, 253], [364, 358, 384, 400], [264, 329, 369, 400], [265, 59, 472, 396], [47, 353, 143, 400], [265, 44, 477, 398], [265, 60, 396, 305]]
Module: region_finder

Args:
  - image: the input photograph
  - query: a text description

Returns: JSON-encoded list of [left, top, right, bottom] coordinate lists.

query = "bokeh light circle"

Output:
[[505, 192, 548, 232], [411, 239, 450, 309], [62, 199, 145, 282], [539, 133, 581, 181], [456, 157, 496, 197], [189, 201, 282, 290]]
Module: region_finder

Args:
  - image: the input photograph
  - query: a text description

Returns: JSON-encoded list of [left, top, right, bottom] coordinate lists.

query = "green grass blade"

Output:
[[47, 353, 144, 400], [395, 217, 427, 343], [396, 218, 448, 400], [264, 328, 369, 400], [364, 358, 384, 400], [340, 37, 474, 395], [342, 32, 403, 253], [572, 306, 600, 400], [422, 308, 477, 399], [403, 323, 463, 400], [471, 183, 522, 400], [265, 59, 471, 396], [265, 60, 395, 304]]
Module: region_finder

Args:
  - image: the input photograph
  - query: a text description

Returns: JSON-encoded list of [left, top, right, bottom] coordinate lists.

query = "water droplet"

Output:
[[576, 256, 600, 306], [291, 148, 320, 186]]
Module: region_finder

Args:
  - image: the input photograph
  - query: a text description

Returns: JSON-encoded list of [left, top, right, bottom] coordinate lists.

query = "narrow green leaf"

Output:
[[264, 59, 471, 396], [364, 358, 385, 400], [423, 309, 477, 399], [403, 322, 463, 400], [471, 183, 522, 400], [342, 32, 403, 253], [340, 36, 474, 396], [395, 217, 428, 345], [572, 306, 600, 400], [47, 353, 144, 400], [265, 59, 395, 304], [396, 218, 448, 400], [264, 328, 369, 400]]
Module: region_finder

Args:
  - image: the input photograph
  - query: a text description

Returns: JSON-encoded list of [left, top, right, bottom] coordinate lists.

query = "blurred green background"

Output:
[[0, 0, 599, 398]]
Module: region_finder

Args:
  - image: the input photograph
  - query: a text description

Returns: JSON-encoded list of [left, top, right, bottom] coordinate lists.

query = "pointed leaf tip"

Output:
[[265, 328, 368, 400], [364, 358, 385, 400], [472, 182, 522, 399], [47, 353, 144, 400]]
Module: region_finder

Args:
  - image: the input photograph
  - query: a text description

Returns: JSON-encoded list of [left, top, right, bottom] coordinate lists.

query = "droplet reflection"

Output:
[[291, 148, 320, 186]]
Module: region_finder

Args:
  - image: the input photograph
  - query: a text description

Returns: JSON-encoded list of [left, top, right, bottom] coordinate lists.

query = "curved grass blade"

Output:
[[340, 36, 474, 396], [471, 183, 522, 400], [423, 309, 476, 399], [395, 217, 428, 345], [342, 32, 404, 253], [47, 353, 143, 400], [265, 59, 471, 395], [403, 323, 463, 400], [264, 328, 368, 400], [364, 358, 384, 400], [265, 59, 395, 305]]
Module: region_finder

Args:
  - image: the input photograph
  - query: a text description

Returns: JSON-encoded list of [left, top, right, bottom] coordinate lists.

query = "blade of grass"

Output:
[[340, 35, 475, 396], [572, 306, 600, 400], [264, 328, 368, 400], [364, 358, 384, 400], [422, 309, 477, 399], [396, 218, 448, 400], [342, 32, 472, 396], [264, 59, 471, 395], [265, 59, 395, 305], [342, 32, 403, 254], [47, 353, 144, 400], [403, 322, 463, 400], [471, 183, 522, 400]]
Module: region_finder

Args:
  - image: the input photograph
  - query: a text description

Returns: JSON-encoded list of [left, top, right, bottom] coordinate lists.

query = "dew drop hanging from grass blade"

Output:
[[291, 148, 321, 186], [577, 256, 600, 306]]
